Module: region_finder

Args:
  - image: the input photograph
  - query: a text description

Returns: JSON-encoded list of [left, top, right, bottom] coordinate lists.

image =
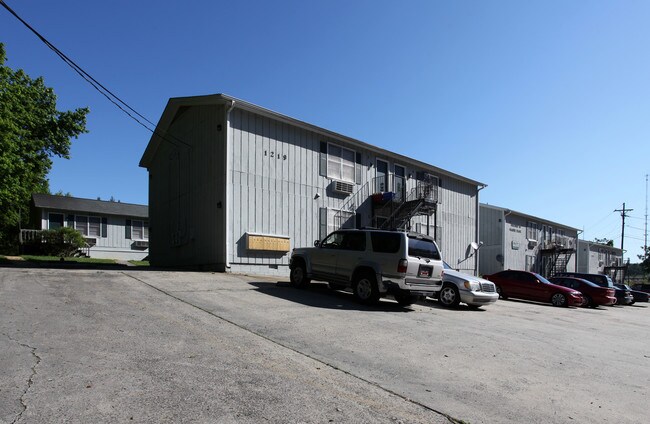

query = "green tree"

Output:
[[0, 43, 89, 251], [637, 246, 650, 274]]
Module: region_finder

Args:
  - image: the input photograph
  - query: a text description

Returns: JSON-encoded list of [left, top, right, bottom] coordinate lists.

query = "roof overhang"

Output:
[[139, 93, 487, 189]]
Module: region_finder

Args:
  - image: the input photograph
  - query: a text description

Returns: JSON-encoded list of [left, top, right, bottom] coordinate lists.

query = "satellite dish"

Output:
[[470, 241, 479, 251]]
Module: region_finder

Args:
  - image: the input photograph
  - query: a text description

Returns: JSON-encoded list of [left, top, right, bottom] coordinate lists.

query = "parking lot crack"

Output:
[[121, 272, 465, 424], [2, 333, 41, 424]]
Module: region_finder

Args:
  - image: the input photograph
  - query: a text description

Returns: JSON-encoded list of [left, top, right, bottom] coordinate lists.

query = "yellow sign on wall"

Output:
[[246, 233, 290, 252]]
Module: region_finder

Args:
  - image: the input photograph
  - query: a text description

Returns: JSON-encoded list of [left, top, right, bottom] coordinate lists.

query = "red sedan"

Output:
[[483, 270, 583, 307], [549, 276, 617, 307]]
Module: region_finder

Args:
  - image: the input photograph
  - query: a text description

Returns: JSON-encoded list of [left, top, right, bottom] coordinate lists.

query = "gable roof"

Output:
[[480, 203, 579, 232], [139, 93, 487, 188], [32, 193, 148, 218]]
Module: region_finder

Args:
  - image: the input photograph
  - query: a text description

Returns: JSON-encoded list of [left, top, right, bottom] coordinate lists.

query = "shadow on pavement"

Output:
[[420, 297, 489, 312], [0, 257, 178, 272], [248, 281, 415, 312]]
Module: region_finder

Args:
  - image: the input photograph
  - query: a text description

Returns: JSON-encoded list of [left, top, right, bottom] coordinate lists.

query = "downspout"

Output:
[[503, 208, 512, 271], [225, 100, 236, 270], [474, 184, 487, 276], [575, 229, 583, 272]]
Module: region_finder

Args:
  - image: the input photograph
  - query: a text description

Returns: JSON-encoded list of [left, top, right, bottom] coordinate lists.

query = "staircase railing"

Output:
[[331, 175, 438, 233], [332, 180, 371, 232]]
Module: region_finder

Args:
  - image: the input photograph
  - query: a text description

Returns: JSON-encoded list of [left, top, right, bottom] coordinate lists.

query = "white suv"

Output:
[[289, 229, 444, 306]]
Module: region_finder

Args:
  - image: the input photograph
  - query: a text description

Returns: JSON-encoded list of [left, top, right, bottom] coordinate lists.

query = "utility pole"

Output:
[[643, 174, 648, 260], [614, 203, 633, 256]]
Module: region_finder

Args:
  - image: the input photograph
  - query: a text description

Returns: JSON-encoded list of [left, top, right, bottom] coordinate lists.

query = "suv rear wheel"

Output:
[[353, 272, 380, 305]]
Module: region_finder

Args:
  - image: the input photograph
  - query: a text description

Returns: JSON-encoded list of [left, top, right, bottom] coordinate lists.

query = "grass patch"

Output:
[[128, 260, 150, 266], [21, 255, 117, 265]]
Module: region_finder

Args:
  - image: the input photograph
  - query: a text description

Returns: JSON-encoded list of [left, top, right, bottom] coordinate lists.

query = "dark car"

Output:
[[631, 283, 650, 294], [615, 284, 649, 304], [612, 284, 634, 305], [483, 270, 583, 307], [555, 272, 614, 289], [549, 276, 617, 307]]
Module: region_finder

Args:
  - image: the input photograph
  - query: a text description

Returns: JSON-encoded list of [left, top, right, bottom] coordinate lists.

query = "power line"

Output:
[[614, 203, 633, 254], [0, 0, 191, 149], [583, 211, 617, 232]]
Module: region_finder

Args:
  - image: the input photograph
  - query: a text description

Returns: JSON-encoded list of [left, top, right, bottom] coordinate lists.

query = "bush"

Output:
[[32, 227, 86, 257]]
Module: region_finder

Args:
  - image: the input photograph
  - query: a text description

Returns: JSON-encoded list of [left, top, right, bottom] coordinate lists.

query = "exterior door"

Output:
[[376, 159, 388, 192], [394, 164, 406, 201]]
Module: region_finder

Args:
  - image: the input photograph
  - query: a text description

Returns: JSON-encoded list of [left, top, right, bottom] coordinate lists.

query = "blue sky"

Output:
[[1, 0, 648, 262]]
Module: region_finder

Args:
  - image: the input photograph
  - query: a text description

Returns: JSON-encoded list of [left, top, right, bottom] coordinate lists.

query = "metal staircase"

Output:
[[541, 246, 574, 278], [331, 174, 439, 233], [371, 175, 438, 231]]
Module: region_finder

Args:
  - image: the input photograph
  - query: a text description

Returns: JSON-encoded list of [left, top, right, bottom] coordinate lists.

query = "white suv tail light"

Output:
[[397, 259, 408, 273]]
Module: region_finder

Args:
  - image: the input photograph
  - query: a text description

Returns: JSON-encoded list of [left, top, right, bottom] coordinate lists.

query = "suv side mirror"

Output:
[[314, 240, 320, 247]]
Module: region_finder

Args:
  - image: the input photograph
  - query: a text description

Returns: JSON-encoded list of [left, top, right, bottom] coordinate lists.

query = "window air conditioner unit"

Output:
[[332, 180, 354, 195], [134, 240, 149, 248]]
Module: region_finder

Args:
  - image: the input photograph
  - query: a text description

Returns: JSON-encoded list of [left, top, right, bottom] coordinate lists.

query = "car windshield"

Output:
[[443, 261, 452, 270], [533, 273, 553, 284]]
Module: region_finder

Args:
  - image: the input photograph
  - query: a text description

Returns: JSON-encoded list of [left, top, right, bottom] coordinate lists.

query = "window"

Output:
[[341, 232, 366, 251], [526, 221, 537, 240], [75, 216, 89, 236], [73, 215, 103, 237], [525, 255, 536, 272], [371, 232, 401, 253], [88, 217, 101, 237], [321, 232, 345, 249], [327, 144, 355, 183], [131, 220, 149, 240], [327, 209, 354, 235], [408, 235, 441, 260], [48, 213, 64, 229]]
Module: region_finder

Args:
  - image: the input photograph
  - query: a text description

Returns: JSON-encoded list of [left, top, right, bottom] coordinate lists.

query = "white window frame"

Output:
[[525, 255, 536, 272], [48, 212, 64, 230], [131, 220, 149, 240], [73, 215, 102, 238], [326, 143, 356, 183], [526, 221, 538, 240], [88, 216, 101, 237], [75, 215, 89, 236], [326, 209, 354, 235]]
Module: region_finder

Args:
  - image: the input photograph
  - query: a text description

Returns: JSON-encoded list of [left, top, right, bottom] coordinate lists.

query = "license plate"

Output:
[[418, 266, 432, 278]]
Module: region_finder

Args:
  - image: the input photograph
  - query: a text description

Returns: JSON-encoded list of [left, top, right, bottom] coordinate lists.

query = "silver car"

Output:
[[436, 262, 498, 308]]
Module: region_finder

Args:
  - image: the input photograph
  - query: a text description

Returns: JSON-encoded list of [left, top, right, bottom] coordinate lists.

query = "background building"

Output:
[[22, 193, 149, 261], [479, 204, 579, 278], [577, 240, 624, 281], [140, 94, 486, 276]]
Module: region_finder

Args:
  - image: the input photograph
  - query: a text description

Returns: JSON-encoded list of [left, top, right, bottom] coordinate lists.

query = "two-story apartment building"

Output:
[[479, 204, 579, 278], [139, 94, 487, 276], [577, 240, 624, 276]]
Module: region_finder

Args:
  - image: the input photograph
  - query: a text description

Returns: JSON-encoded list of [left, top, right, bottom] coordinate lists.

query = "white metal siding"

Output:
[[479, 205, 505, 276], [227, 108, 480, 274], [148, 104, 226, 269]]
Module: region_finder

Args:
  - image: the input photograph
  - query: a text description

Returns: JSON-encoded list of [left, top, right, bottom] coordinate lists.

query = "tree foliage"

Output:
[[0, 43, 88, 251], [594, 238, 614, 246], [26, 226, 87, 257], [637, 246, 650, 274]]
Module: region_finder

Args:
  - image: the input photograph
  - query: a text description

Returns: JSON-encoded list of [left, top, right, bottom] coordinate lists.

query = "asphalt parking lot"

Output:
[[1, 266, 648, 424]]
